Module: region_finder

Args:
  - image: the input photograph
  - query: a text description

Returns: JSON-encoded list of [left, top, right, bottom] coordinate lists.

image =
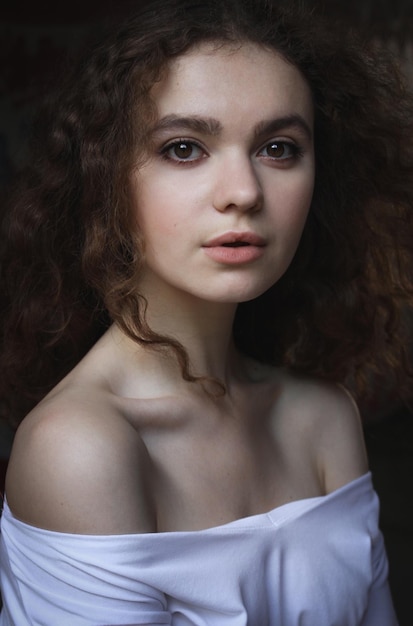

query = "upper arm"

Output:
[[5, 399, 154, 534]]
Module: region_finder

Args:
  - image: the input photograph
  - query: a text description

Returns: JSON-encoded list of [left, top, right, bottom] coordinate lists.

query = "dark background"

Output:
[[1, 1, 413, 623]]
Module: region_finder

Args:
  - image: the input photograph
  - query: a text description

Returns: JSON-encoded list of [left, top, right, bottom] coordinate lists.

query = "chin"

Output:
[[202, 282, 277, 305]]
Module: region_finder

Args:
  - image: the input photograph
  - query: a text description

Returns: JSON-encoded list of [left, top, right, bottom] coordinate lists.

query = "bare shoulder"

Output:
[[5, 382, 155, 535], [273, 369, 369, 494]]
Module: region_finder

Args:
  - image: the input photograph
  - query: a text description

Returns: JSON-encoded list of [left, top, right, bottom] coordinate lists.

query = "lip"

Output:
[[203, 231, 266, 247], [202, 231, 266, 264]]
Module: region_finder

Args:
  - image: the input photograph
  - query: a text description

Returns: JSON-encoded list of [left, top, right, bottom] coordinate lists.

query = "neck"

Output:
[[114, 278, 243, 390], [144, 293, 238, 383]]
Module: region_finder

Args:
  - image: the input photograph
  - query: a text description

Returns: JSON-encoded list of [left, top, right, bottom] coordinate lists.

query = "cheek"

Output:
[[135, 169, 200, 230], [132, 179, 175, 241], [272, 174, 314, 237], [292, 183, 314, 229]]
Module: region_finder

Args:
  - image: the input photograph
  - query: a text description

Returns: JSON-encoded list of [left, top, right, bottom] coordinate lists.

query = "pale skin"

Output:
[[5, 42, 368, 535]]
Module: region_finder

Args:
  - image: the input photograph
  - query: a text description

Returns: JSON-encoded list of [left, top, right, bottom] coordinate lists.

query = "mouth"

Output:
[[202, 231, 266, 265], [203, 232, 266, 248]]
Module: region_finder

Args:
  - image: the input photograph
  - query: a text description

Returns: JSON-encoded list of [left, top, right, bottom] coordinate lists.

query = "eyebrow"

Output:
[[151, 115, 223, 136], [150, 113, 312, 141], [253, 115, 313, 142]]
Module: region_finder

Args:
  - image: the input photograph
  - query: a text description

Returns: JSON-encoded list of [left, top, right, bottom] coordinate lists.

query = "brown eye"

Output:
[[173, 142, 193, 159], [162, 140, 204, 162], [266, 142, 285, 158], [258, 141, 300, 161]]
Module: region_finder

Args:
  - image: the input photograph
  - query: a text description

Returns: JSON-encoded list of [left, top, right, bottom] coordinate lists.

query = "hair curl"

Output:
[[1, 0, 413, 425]]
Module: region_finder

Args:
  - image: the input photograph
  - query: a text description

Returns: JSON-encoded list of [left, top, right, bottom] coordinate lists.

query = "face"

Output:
[[132, 42, 315, 306]]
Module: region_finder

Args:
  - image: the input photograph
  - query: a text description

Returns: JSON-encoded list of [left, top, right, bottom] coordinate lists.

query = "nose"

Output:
[[212, 153, 263, 213]]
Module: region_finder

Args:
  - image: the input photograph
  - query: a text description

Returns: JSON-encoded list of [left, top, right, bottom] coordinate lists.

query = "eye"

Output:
[[161, 140, 205, 163], [258, 141, 301, 161]]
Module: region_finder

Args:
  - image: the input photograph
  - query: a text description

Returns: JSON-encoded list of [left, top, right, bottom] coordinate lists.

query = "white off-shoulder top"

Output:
[[0, 472, 398, 625]]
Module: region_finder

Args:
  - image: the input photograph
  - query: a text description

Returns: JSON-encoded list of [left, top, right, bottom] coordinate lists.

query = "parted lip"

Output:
[[203, 231, 266, 247]]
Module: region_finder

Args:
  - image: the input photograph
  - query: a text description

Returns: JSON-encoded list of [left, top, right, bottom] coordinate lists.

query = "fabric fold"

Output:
[[0, 472, 398, 625]]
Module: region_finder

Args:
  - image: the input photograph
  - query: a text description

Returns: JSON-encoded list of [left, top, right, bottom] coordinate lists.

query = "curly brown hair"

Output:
[[1, 0, 413, 425]]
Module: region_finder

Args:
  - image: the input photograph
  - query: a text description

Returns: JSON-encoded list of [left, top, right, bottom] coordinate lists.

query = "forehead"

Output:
[[151, 42, 314, 126]]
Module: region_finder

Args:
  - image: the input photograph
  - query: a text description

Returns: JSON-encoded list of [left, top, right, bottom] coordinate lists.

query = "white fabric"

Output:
[[0, 472, 398, 625]]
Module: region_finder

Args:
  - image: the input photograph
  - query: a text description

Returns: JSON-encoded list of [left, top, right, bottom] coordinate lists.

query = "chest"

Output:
[[139, 401, 322, 532]]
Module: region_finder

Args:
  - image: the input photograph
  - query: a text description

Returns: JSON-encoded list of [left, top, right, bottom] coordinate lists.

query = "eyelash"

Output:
[[160, 139, 206, 164], [258, 141, 303, 161], [159, 138, 304, 165]]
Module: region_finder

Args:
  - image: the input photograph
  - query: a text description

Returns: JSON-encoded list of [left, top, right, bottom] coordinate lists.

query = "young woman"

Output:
[[1, 0, 412, 623]]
